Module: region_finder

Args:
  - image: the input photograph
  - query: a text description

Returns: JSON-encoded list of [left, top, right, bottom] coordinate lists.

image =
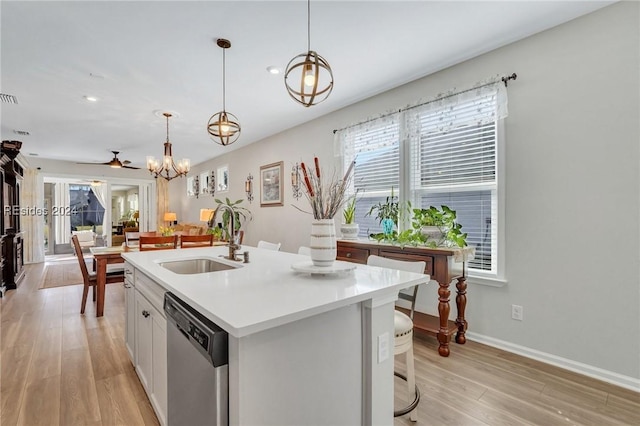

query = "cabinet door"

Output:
[[124, 281, 136, 363], [151, 311, 168, 425], [135, 291, 153, 393]]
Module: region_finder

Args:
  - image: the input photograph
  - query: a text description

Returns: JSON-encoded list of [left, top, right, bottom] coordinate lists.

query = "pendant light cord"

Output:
[[222, 47, 226, 111], [307, 0, 311, 52], [165, 114, 170, 142]]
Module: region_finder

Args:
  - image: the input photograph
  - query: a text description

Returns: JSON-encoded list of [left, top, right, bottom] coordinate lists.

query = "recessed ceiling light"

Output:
[[84, 95, 98, 102], [266, 66, 281, 75]]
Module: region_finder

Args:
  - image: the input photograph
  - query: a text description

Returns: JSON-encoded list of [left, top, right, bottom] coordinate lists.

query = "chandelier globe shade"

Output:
[[146, 112, 190, 181], [284, 0, 333, 107], [207, 38, 241, 146]]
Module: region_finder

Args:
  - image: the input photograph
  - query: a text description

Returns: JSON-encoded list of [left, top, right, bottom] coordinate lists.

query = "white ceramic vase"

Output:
[[310, 218, 337, 267], [340, 223, 359, 240]]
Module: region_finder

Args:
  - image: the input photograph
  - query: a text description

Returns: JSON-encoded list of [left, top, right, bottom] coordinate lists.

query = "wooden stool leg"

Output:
[[92, 284, 96, 301], [406, 343, 418, 422]]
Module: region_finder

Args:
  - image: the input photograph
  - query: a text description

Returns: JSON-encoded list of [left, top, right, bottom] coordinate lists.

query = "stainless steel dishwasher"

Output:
[[164, 292, 229, 426]]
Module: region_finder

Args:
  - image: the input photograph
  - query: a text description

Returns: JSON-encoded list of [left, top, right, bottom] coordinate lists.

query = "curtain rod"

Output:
[[333, 72, 517, 134]]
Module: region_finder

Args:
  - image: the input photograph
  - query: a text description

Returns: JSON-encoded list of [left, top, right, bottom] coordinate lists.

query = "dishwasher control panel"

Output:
[[164, 292, 229, 367], [188, 322, 209, 351]]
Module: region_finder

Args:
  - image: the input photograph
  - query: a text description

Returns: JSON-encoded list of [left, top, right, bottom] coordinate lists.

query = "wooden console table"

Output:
[[337, 239, 472, 357]]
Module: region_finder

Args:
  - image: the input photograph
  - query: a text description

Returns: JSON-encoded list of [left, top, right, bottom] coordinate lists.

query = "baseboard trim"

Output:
[[466, 331, 640, 393]]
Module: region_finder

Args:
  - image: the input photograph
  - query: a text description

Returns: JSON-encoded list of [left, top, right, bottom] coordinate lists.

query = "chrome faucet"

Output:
[[210, 205, 242, 261]]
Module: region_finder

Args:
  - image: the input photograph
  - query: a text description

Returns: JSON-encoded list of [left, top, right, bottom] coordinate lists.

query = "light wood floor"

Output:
[[2, 262, 639, 425]]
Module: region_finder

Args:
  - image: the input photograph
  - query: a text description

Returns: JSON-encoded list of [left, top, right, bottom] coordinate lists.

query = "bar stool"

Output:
[[367, 254, 426, 422]]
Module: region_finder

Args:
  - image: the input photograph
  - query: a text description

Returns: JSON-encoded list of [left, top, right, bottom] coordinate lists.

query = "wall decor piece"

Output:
[[260, 161, 283, 207], [291, 162, 302, 200], [217, 165, 229, 192], [200, 171, 216, 197], [245, 173, 254, 203], [186, 176, 198, 197]]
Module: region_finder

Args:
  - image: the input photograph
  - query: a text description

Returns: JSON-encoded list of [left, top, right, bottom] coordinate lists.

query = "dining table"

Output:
[[90, 245, 127, 317]]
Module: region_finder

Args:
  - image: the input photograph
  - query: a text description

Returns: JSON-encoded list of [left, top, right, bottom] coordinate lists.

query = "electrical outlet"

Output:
[[378, 332, 389, 363], [512, 304, 523, 321]]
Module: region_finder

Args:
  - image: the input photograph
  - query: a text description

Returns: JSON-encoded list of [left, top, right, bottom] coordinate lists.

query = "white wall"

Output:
[[169, 3, 639, 385]]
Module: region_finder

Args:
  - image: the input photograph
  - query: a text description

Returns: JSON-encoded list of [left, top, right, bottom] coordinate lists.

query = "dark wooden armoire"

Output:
[[1, 140, 25, 293]]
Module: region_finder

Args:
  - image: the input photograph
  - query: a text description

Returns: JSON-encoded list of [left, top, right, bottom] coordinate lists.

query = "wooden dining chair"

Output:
[[71, 235, 125, 314], [180, 234, 214, 249], [139, 235, 178, 251], [125, 231, 140, 249]]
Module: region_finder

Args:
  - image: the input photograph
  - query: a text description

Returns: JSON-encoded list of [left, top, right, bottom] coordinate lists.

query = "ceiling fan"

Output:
[[77, 151, 140, 169]]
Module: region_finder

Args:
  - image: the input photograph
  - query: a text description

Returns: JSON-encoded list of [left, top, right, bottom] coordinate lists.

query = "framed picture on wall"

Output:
[[186, 176, 197, 197], [217, 165, 229, 192], [200, 172, 210, 196], [260, 161, 283, 207]]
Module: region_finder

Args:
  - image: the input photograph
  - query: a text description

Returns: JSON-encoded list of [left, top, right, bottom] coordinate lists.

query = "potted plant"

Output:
[[206, 226, 224, 241], [213, 197, 253, 241], [411, 205, 468, 247], [340, 197, 359, 240], [366, 187, 400, 237]]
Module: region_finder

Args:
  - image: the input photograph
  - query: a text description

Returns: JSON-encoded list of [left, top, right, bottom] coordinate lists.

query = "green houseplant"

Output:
[[340, 197, 359, 239], [366, 187, 400, 237], [213, 197, 253, 241], [411, 205, 467, 248]]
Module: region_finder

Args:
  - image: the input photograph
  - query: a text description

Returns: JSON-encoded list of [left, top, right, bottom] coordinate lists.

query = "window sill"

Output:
[[467, 273, 507, 287]]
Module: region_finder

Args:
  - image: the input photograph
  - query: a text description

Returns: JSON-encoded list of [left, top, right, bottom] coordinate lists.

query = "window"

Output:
[[338, 82, 506, 276], [69, 184, 105, 231], [341, 116, 399, 236]]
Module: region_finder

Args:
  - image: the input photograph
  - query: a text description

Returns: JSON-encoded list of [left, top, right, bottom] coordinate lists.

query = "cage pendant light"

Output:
[[284, 0, 333, 107], [207, 38, 241, 146]]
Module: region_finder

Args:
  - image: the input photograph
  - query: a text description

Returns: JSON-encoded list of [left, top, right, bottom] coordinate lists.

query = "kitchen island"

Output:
[[122, 245, 429, 425]]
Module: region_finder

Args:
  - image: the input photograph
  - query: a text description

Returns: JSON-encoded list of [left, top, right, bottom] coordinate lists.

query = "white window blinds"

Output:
[[337, 116, 400, 235], [338, 80, 507, 274]]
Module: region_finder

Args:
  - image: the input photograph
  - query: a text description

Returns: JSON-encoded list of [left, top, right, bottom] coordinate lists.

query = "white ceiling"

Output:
[[1, 1, 612, 169]]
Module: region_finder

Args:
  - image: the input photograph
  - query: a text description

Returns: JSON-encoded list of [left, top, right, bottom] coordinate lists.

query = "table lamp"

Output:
[[164, 212, 177, 227], [200, 208, 214, 227]]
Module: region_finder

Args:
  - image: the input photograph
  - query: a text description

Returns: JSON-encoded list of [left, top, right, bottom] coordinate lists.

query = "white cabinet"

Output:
[[124, 262, 136, 362], [125, 268, 168, 426], [134, 292, 153, 392]]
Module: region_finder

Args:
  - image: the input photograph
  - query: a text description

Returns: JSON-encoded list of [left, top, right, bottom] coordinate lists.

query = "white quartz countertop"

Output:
[[122, 245, 429, 338]]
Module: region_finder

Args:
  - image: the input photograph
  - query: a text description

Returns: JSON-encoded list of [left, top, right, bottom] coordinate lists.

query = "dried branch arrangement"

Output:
[[297, 157, 355, 220]]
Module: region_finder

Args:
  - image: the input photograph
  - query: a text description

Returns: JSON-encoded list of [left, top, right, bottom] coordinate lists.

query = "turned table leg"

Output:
[[455, 276, 468, 344], [437, 280, 451, 357]]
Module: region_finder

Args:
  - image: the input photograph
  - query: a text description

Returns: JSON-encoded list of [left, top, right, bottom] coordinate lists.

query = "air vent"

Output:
[[0, 93, 18, 104], [13, 130, 30, 136]]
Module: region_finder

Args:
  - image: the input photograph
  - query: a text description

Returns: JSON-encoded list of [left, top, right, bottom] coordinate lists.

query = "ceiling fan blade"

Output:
[[122, 165, 141, 170], [76, 161, 111, 165]]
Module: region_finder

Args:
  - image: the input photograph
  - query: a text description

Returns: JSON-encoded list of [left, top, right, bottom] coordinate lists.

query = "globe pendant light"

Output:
[[284, 0, 333, 107], [207, 38, 241, 146]]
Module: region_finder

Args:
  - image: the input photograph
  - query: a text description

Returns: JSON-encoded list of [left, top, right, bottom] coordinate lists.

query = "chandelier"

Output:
[[146, 112, 190, 181], [207, 38, 241, 146], [284, 0, 333, 107]]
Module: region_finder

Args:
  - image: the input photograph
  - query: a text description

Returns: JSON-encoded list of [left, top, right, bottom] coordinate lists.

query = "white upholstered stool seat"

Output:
[[367, 255, 427, 422]]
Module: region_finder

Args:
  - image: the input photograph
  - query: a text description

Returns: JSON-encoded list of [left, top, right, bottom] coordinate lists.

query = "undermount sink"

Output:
[[159, 258, 238, 274]]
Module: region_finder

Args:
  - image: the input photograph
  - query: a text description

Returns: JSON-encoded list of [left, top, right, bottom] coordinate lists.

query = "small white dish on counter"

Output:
[[291, 260, 357, 275]]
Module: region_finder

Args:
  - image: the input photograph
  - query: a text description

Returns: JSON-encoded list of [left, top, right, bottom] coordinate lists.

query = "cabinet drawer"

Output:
[[337, 246, 369, 264], [378, 250, 433, 275]]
